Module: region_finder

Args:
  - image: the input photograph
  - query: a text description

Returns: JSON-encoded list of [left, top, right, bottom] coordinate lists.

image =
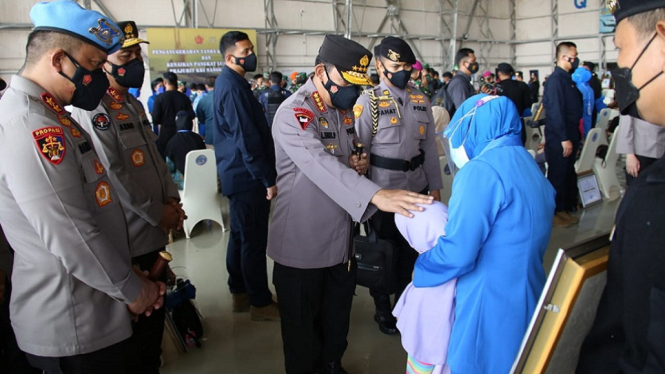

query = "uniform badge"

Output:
[[353, 104, 364, 119], [407, 88, 412, 93], [343, 117, 353, 125], [70, 128, 82, 138], [416, 95, 424, 99], [319, 117, 329, 128], [40, 93, 66, 116], [312, 91, 327, 113], [387, 49, 401, 62], [294, 107, 315, 130], [94, 159, 105, 174], [117, 68, 126, 77], [88, 19, 121, 46], [379, 102, 391, 108], [339, 110, 347, 116], [33, 127, 66, 165], [109, 101, 123, 110], [93, 113, 111, 131], [131, 149, 145, 167], [107, 87, 124, 102], [58, 116, 72, 127], [390, 117, 398, 125], [95, 181, 113, 207], [382, 90, 390, 96], [419, 125, 425, 135], [82, 75, 92, 86], [325, 143, 338, 154], [116, 113, 130, 121]]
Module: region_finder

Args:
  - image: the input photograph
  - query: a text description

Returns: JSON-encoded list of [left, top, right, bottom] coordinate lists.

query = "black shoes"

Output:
[[374, 311, 398, 335], [322, 361, 348, 374]]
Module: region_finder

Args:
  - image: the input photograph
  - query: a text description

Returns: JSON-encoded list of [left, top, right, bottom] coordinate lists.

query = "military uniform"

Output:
[[268, 35, 380, 373], [354, 37, 442, 335]]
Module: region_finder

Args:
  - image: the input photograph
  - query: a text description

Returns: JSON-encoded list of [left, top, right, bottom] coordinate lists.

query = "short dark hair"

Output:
[[25, 31, 84, 67], [253, 74, 263, 81], [442, 71, 453, 79], [556, 41, 577, 60], [220, 31, 249, 56], [455, 48, 475, 66], [189, 82, 198, 90], [270, 71, 283, 85], [150, 77, 163, 92], [196, 83, 206, 91], [627, 9, 665, 38], [163, 72, 178, 86], [205, 76, 216, 87]]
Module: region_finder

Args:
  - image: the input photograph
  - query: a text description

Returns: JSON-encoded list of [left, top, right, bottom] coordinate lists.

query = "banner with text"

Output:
[[145, 28, 257, 87]]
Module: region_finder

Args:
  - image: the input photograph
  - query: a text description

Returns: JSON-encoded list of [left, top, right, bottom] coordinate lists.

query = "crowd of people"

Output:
[[1, 0, 665, 374]]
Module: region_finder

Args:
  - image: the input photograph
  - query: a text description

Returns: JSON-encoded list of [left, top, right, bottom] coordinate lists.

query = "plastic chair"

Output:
[[595, 108, 618, 132], [438, 155, 454, 205], [180, 149, 227, 238], [575, 128, 608, 174], [593, 131, 622, 201]]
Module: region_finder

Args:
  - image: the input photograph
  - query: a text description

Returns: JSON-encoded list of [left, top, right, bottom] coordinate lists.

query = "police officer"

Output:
[[354, 37, 442, 335], [578, 0, 665, 372], [259, 71, 291, 128], [70, 21, 183, 374], [543, 41, 583, 227], [0, 2, 164, 372], [268, 34, 433, 374]]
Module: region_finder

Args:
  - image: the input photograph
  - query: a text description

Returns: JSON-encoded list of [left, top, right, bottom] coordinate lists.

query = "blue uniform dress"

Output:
[[414, 95, 556, 374]]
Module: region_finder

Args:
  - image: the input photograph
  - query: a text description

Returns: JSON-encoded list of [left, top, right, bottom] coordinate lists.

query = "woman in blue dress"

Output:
[[413, 94, 556, 374]]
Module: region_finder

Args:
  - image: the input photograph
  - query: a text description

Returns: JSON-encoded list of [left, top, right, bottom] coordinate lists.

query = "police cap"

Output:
[[30, 0, 124, 54], [318, 35, 373, 86], [609, 0, 665, 24], [378, 36, 416, 65], [117, 21, 148, 49]]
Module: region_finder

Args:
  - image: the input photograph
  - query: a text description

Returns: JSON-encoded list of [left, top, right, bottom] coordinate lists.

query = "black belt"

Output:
[[370, 150, 425, 172]]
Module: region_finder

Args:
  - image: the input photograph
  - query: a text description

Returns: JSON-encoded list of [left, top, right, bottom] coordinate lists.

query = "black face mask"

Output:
[[613, 33, 663, 120], [59, 52, 110, 111], [383, 66, 412, 89], [108, 58, 145, 88], [467, 61, 480, 75], [567, 57, 580, 71], [233, 53, 257, 72], [324, 69, 360, 110]]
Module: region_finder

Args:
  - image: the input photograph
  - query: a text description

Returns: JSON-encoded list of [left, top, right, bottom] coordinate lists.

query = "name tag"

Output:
[[321, 132, 336, 139], [379, 108, 397, 116], [78, 141, 92, 154], [118, 123, 135, 131], [413, 106, 427, 112]]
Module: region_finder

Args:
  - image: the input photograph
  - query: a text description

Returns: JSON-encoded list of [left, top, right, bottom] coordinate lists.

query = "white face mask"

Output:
[[449, 139, 470, 169]]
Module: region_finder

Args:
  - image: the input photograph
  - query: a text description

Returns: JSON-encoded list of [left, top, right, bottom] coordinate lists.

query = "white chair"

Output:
[[575, 128, 608, 174], [180, 149, 227, 238], [593, 132, 622, 201], [438, 155, 454, 205], [595, 108, 618, 132]]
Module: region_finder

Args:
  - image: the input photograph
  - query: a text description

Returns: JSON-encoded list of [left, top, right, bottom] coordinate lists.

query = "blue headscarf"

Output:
[[443, 94, 522, 159], [571, 66, 591, 84]]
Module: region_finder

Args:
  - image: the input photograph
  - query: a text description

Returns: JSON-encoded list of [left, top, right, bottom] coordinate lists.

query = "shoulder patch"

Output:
[[93, 113, 111, 131], [33, 127, 66, 165], [107, 87, 124, 102], [312, 91, 327, 113], [40, 93, 66, 116], [294, 107, 315, 130], [353, 104, 364, 119]]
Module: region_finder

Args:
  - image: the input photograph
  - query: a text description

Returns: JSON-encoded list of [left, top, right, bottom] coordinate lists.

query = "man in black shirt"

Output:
[[496, 63, 533, 143], [151, 72, 195, 157]]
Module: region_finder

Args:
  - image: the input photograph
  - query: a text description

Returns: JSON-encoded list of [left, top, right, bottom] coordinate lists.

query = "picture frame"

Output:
[[577, 171, 603, 208]]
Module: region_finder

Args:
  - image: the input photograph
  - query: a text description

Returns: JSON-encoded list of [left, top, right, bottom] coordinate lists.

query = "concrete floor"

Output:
[[160, 188, 622, 374]]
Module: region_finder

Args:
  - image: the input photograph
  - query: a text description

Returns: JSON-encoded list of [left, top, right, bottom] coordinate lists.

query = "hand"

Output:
[[167, 197, 187, 230], [370, 189, 434, 218], [561, 140, 573, 157], [158, 205, 180, 233], [267, 185, 278, 200], [127, 268, 166, 318], [349, 153, 368, 175], [430, 189, 441, 202], [626, 154, 640, 178]]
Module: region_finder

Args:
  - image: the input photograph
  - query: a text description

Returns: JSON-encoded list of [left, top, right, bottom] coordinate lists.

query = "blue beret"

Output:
[[30, 0, 123, 54]]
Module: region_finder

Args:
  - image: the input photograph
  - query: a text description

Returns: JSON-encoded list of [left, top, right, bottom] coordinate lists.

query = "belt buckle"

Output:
[[402, 161, 411, 172]]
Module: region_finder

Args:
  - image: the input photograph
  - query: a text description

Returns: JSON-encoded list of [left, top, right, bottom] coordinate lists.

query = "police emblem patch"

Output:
[[40, 93, 66, 115], [325, 143, 339, 154], [312, 91, 327, 113], [390, 117, 398, 125], [343, 117, 353, 125], [353, 104, 364, 119], [109, 101, 123, 110], [387, 49, 401, 62], [131, 149, 145, 167], [71, 128, 82, 138], [88, 19, 121, 46], [58, 116, 72, 127], [82, 75, 92, 86], [116, 113, 130, 121], [94, 159, 105, 175], [95, 181, 113, 207], [294, 107, 315, 130], [117, 68, 126, 77], [107, 87, 124, 102], [93, 113, 111, 131], [33, 127, 66, 165], [319, 117, 330, 128]]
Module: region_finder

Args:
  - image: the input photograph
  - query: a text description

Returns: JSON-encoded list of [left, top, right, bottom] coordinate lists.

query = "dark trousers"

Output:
[[126, 249, 167, 374], [273, 261, 356, 374], [25, 339, 129, 374], [0, 278, 41, 374], [626, 155, 658, 187], [227, 190, 272, 307], [156, 126, 176, 158], [545, 139, 580, 212]]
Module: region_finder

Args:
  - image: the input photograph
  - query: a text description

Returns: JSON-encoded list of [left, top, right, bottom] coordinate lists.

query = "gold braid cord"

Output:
[[369, 90, 379, 137]]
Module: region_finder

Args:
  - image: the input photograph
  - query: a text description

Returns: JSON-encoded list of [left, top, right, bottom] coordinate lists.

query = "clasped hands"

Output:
[[158, 197, 187, 233]]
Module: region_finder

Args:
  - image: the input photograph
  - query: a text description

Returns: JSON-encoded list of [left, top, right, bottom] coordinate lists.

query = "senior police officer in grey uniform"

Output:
[[268, 34, 433, 374], [70, 21, 182, 374], [354, 37, 442, 335], [0, 2, 165, 373]]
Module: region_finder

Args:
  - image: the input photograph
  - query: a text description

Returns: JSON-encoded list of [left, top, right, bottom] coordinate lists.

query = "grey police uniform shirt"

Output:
[[267, 79, 381, 269], [71, 87, 179, 257], [616, 114, 665, 159], [355, 81, 443, 193], [0, 75, 142, 357]]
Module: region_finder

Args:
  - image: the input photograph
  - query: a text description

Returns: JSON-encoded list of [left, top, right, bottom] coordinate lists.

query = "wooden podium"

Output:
[[511, 233, 612, 373]]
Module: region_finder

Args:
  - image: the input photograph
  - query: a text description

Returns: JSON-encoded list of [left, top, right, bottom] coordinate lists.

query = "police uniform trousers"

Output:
[[545, 140, 580, 212], [25, 339, 128, 374], [227, 189, 273, 307], [273, 259, 357, 374], [125, 249, 167, 374]]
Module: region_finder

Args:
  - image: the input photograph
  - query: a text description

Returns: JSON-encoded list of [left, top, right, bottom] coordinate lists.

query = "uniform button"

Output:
[[356, 202, 361, 208]]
